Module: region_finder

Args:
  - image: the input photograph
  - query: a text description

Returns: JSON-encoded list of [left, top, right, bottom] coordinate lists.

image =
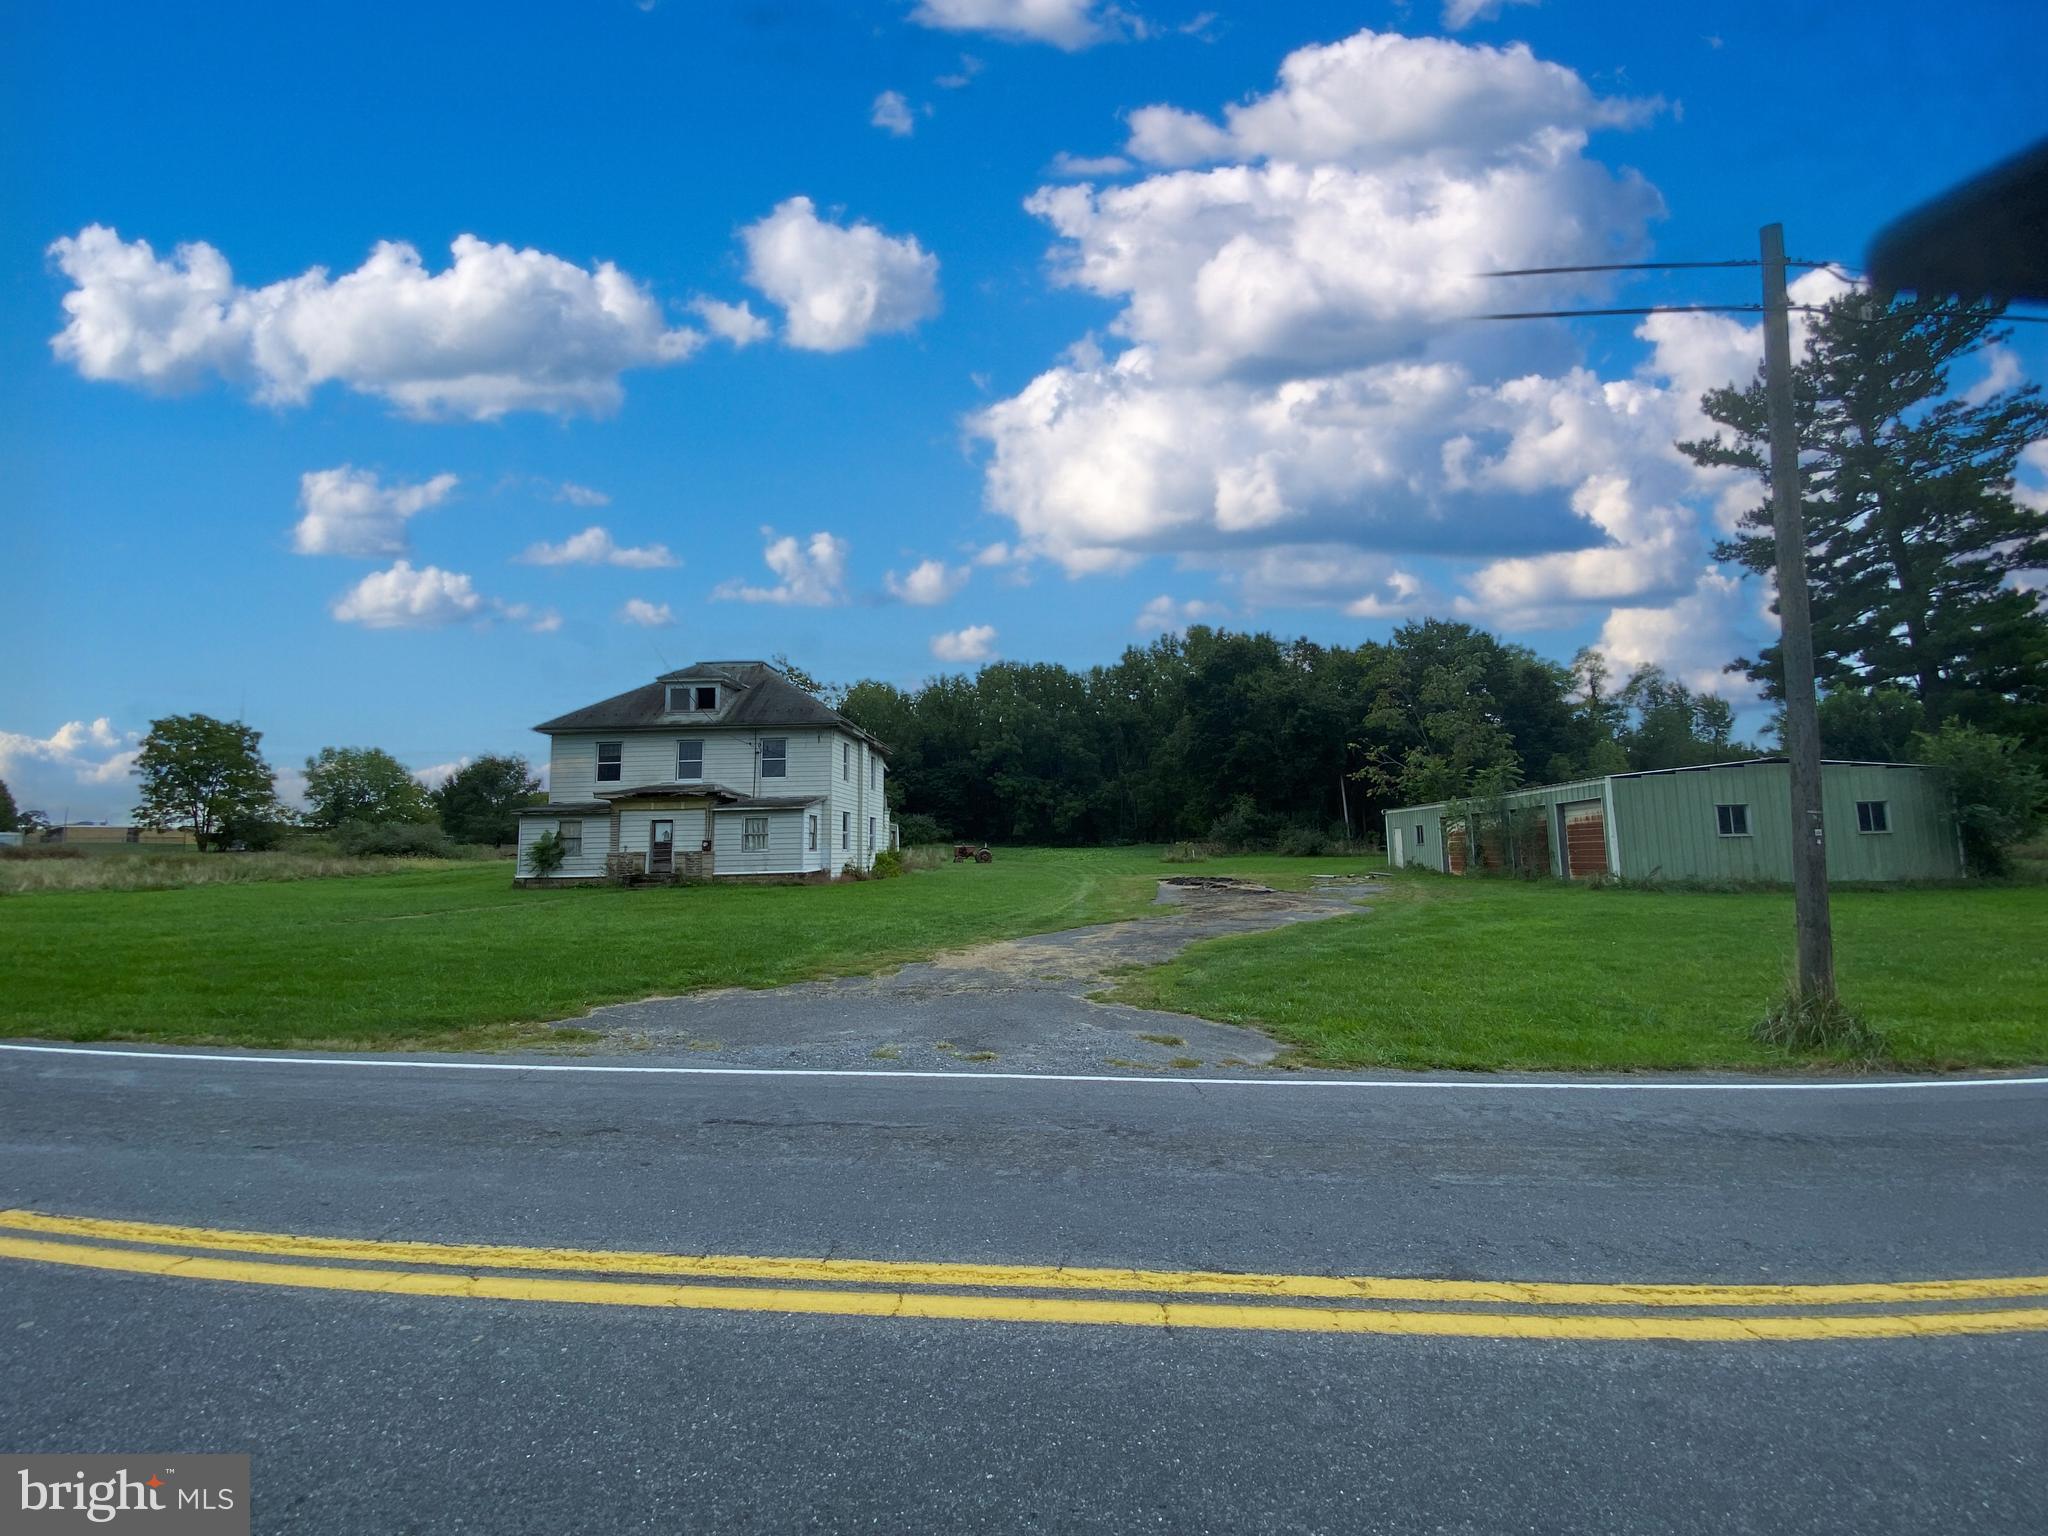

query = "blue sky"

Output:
[[5, 0, 2043, 819]]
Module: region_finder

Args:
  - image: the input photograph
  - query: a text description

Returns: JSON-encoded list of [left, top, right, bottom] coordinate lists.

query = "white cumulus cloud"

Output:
[[909, 0, 1123, 50], [871, 90, 916, 136], [618, 598, 676, 627], [516, 526, 679, 569], [885, 558, 971, 605], [1442, 0, 1540, 31], [712, 529, 850, 606], [291, 466, 458, 558], [0, 717, 141, 790], [48, 225, 704, 420], [689, 296, 771, 347], [931, 624, 999, 662], [1134, 594, 1228, 634], [555, 481, 611, 507], [968, 24, 1828, 670], [331, 561, 488, 629], [740, 197, 940, 352]]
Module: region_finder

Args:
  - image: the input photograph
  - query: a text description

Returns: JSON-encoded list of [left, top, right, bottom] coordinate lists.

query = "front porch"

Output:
[[516, 784, 829, 883]]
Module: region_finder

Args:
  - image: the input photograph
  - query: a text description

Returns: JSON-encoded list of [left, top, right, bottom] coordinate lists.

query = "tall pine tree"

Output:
[[1681, 293, 2048, 744]]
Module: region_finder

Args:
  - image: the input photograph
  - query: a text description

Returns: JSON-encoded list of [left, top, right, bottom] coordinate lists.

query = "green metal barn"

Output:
[[1383, 758, 1964, 884]]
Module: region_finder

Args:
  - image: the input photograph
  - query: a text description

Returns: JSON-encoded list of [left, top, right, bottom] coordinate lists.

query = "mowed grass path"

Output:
[[1108, 873, 2048, 1072], [0, 849, 1361, 1050]]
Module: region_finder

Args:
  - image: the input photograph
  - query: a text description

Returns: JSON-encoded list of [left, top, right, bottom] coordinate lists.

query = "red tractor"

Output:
[[953, 844, 994, 864]]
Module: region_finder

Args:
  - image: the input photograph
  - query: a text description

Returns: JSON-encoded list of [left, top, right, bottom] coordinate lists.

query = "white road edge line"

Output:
[[1, 1042, 2044, 1092]]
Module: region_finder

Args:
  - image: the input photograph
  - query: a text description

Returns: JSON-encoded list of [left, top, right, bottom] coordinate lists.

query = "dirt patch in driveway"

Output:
[[575, 876, 1380, 1075]]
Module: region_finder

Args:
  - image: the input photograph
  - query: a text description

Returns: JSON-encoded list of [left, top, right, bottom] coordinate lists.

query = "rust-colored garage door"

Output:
[[1561, 800, 1607, 879]]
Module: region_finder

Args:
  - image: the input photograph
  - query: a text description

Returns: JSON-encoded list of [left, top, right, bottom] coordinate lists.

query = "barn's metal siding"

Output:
[[1390, 761, 1960, 884], [1609, 761, 1961, 882], [1381, 803, 1449, 872]]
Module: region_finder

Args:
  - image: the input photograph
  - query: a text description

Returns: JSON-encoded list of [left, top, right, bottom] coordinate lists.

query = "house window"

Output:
[[1415, 824, 1425, 846], [742, 816, 768, 852], [596, 742, 623, 783], [1716, 803, 1750, 837], [676, 740, 703, 781], [666, 684, 719, 713], [760, 738, 787, 778], [841, 812, 850, 850], [842, 741, 851, 781], [1856, 800, 1890, 834], [808, 814, 818, 850], [871, 757, 879, 791], [557, 820, 582, 858], [868, 815, 876, 852]]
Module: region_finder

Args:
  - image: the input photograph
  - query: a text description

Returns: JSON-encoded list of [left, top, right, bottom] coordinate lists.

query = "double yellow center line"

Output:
[[4, 1209, 2046, 1341]]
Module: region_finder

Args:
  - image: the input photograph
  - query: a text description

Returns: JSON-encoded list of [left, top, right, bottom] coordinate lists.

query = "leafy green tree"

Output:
[[0, 777, 16, 832], [1614, 667, 1747, 771], [1816, 687, 1927, 762], [303, 746, 433, 830], [1681, 292, 2048, 744], [1911, 721, 2046, 875], [1357, 621, 1570, 806], [134, 714, 281, 851], [431, 755, 544, 845]]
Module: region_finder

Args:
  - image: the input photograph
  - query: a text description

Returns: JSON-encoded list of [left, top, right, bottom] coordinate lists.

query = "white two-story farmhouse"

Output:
[[515, 661, 894, 883]]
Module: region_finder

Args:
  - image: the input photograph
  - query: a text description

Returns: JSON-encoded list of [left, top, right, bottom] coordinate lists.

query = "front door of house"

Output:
[[649, 819, 674, 875]]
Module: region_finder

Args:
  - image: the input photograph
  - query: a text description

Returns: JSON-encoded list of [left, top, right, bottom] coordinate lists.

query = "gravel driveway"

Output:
[[577, 876, 1380, 1074]]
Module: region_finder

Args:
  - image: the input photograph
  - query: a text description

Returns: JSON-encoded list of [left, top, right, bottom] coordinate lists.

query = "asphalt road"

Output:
[[3, 1044, 2045, 1534]]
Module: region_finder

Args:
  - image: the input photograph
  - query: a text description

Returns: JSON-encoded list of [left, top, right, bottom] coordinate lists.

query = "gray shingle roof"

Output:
[[532, 660, 888, 754]]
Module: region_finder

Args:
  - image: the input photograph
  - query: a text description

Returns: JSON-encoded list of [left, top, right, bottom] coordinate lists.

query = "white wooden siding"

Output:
[[516, 815, 612, 880], [550, 728, 839, 802], [711, 807, 810, 876]]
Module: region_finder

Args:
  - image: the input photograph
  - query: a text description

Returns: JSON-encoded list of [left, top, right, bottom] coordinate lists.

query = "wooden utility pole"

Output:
[[1759, 222, 1836, 999]]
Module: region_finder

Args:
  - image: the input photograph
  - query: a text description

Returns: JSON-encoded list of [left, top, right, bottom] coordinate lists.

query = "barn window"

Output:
[[1415, 824, 1425, 846], [1856, 800, 1890, 834], [759, 738, 787, 778], [808, 815, 818, 850], [676, 740, 703, 780], [596, 742, 622, 782], [1716, 803, 1750, 837], [742, 816, 768, 852], [557, 820, 583, 858]]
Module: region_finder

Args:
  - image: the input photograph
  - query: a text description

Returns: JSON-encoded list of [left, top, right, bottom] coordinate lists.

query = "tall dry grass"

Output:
[[0, 852, 476, 895]]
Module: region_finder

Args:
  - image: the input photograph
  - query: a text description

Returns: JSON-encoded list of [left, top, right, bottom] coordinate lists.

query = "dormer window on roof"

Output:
[[665, 684, 719, 713]]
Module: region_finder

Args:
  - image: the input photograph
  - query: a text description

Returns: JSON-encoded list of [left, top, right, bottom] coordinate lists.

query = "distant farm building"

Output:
[[41, 824, 198, 848], [1384, 759, 1964, 884]]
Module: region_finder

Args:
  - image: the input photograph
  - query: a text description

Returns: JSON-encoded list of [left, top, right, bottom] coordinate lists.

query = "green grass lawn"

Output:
[[0, 848, 1372, 1050], [6, 848, 2041, 1068], [1106, 871, 2048, 1072]]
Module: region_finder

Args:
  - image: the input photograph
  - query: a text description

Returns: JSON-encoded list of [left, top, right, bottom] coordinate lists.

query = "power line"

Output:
[[1467, 303, 2048, 323], [1470, 258, 1851, 277], [1467, 304, 1767, 320]]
